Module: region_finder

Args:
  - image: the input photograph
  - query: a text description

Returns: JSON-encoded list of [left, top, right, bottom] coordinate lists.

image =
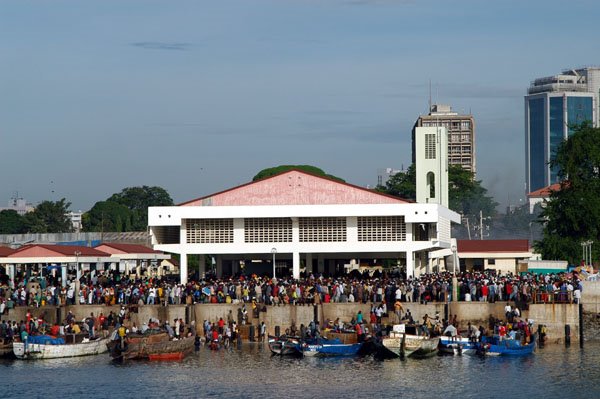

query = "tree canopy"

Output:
[[253, 165, 345, 182], [535, 123, 600, 263], [24, 199, 73, 233], [0, 210, 27, 234], [83, 186, 174, 232]]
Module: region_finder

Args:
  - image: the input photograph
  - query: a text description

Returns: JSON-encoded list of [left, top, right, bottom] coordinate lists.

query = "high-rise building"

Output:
[[413, 104, 476, 175], [376, 167, 402, 187], [525, 67, 599, 193]]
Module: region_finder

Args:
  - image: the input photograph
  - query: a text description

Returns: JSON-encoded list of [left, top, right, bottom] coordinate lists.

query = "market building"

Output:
[[148, 169, 461, 284]]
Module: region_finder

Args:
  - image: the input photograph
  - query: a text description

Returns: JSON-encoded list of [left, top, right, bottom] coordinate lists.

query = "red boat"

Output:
[[148, 352, 185, 361]]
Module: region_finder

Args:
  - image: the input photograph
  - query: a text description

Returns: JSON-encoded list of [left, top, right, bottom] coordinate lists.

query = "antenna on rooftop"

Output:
[[428, 79, 432, 113]]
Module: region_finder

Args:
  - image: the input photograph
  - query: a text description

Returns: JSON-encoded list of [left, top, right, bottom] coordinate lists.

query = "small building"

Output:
[[527, 183, 560, 214], [94, 243, 170, 276], [457, 239, 532, 274]]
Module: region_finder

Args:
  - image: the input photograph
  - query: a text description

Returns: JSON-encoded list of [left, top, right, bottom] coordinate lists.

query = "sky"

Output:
[[1, 0, 598, 212]]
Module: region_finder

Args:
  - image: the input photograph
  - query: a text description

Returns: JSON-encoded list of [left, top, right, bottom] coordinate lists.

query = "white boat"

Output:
[[382, 324, 439, 358], [13, 335, 110, 360]]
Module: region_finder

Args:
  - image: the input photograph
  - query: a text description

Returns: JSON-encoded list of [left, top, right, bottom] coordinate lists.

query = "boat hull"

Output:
[[110, 335, 195, 360], [13, 337, 110, 360], [476, 335, 536, 356], [301, 342, 362, 357]]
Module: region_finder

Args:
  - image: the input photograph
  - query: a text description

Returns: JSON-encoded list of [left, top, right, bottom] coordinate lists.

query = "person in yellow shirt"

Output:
[[71, 322, 81, 334]]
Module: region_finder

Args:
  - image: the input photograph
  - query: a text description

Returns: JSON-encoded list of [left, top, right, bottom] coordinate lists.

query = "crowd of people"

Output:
[[0, 268, 585, 313]]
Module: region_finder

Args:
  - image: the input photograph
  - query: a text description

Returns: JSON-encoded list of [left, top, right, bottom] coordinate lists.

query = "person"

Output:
[[259, 321, 266, 342], [505, 303, 512, 322], [356, 310, 363, 324], [443, 323, 458, 340], [20, 328, 28, 352], [165, 321, 174, 338], [394, 300, 403, 321]]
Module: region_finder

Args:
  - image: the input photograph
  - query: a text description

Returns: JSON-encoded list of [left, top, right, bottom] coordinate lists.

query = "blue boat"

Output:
[[476, 335, 536, 356], [298, 338, 362, 357], [438, 336, 477, 355]]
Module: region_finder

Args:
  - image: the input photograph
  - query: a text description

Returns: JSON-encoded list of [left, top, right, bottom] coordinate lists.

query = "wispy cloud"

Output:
[[130, 42, 191, 51]]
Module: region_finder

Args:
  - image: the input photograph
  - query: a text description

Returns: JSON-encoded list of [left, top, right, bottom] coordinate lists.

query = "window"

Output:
[[299, 217, 346, 242], [461, 121, 471, 130], [358, 216, 406, 241], [425, 134, 436, 159], [186, 219, 233, 243], [488, 259, 496, 265], [244, 218, 292, 243]]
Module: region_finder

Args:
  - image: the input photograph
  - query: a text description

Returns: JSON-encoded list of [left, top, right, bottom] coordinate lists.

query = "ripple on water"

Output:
[[1, 342, 599, 399]]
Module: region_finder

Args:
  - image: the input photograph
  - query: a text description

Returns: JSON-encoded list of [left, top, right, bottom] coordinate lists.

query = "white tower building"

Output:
[[415, 126, 448, 207]]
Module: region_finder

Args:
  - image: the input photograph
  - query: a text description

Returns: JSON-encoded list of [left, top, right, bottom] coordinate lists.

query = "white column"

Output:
[[61, 264, 67, 288], [292, 252, 300, 279], [8, 264, 15, 289], [233, 218, 244, 244], [347, 216, 358, 244], [406, 250, 414, 278], [180, 253, 188, 284]]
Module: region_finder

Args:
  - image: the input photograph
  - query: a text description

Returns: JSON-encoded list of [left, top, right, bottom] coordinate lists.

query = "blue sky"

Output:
[[1, 0, 598, 211]]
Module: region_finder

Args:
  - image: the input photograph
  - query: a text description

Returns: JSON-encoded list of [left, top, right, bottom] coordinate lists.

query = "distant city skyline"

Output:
[[1, 0, 597, 212]]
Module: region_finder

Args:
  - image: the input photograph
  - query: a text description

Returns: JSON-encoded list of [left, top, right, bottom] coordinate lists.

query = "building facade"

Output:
[[149, 170, 460, 283], [413, 104, 476, 175], [525, 67, 599, 193]]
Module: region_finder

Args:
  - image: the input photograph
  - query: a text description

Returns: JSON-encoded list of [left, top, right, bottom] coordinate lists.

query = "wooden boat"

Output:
[[108, 331, 195, 361], [0, 338, 14, 358], [148, 352, 185, 361], [13, 334, 110, 360], [476, 334, 536, 356], [382, 324, 439, 358], [268, 335, 301, 356], [438, 336, 477, 355]]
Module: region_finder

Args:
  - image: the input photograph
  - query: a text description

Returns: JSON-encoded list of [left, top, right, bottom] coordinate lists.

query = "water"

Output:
[[1, 342, 599, 398]]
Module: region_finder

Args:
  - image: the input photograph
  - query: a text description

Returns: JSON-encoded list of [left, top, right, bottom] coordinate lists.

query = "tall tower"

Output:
[[415, 126, 448, 207], [413, 104, 476, 175], [525, 67, 597, 193]]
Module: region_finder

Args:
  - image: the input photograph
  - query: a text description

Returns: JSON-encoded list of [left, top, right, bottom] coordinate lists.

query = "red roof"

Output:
[[0, 246, 15, 257], [527, 183, 561, 198], [94, 243, 162, 254], [8, 244, 110, 257], [457, 239, 530, 253], [178, 168, 410, 206]]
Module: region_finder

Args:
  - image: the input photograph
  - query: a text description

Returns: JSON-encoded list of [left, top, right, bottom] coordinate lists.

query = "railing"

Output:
[[532, 290, 574, 304]]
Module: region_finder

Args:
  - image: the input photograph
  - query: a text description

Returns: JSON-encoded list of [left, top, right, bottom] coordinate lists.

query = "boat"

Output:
[[148, 352, 185, 361], [299, 337, 362, 357], [13, 334, 110, 360], [438, 336, 477, 355], [476, 334, 536, 356], [0, 338, 14, 358], [108, 330, 195, 361], [268, 335, 302, 356], [382, 324, 440, 358]]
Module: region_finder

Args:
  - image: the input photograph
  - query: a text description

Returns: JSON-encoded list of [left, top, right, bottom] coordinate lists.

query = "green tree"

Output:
[[107, 186, 174, 231], [253, 165, 345, 182], [24, 198, 73, 233], [0, 210, 27, 234], [376, 164, 416, 200], [83, 201, 132, 232], [535, 123, 600, 263]]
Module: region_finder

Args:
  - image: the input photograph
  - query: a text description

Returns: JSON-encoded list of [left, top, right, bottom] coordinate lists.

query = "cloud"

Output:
[[130, 42, 191, 51]]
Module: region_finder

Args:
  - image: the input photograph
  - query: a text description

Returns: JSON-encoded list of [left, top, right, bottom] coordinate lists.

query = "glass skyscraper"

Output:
[[525, 68, 598, 193]]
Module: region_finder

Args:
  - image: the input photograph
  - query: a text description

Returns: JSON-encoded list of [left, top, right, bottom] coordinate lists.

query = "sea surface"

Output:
[[1, 341, 598, 399]]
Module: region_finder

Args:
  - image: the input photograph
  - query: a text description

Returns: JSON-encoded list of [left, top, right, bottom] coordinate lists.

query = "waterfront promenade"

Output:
[[2, 290, 595, 344]]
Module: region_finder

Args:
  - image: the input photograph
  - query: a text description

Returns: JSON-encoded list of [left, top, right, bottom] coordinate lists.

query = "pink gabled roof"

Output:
[[8, 244, 110, 258], [527, 183, 561, 198], [458, 239, 530, 253], [0, 246, 15, 257], [179, 169, 409, 206], [94, 243, 162, 255]]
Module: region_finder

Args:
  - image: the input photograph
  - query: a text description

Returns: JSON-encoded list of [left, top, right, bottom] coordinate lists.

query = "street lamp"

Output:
[[271, 248, 277, 279]]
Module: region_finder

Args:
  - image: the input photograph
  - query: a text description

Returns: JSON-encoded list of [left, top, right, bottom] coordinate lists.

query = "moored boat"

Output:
[[476, 334, 536, 356], [299, 337, 361, 357], [438, 336, 477, 355], [268, 335, 302, 356], [13, 334, 110, 360], [108, 330, 195, 361], [0, 338, 14, 358], [382, 324, 439, 358]]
